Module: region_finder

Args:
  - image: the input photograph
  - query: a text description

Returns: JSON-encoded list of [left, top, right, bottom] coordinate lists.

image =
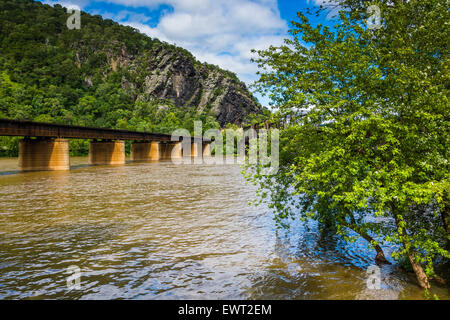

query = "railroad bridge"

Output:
[[0, 119, 211, 172]]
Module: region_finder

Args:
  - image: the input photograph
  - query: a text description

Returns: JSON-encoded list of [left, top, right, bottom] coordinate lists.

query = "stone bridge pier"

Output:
[[161, 142, 183, 160], [202, 142, 211, 157], [129, 141, 185, 161], [18, 138, 70, 172], [1, 119, 213, 171], [131, 141, 161, 161], [190, 142, 211, 158], [89, 140, 125, 165]]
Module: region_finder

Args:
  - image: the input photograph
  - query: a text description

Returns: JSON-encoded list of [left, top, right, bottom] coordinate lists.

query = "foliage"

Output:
[[0, 0, 230, 156], [249, 0, 449, 289], [243, 107, 272, 127]]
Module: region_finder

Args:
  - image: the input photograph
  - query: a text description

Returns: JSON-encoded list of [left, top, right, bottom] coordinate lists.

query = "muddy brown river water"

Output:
[[0, 157, 448, 299]]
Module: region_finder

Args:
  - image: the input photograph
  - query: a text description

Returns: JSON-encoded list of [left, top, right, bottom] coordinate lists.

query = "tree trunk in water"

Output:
[[344, 222, 391, 264], [361, 235, 391, 264], [359, 231, 391, 265], [393, 211, 431, 290], [406, 249, 431, 290]]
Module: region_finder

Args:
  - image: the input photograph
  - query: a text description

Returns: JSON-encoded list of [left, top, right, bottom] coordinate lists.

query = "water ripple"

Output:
[[0, 158, 448, 299]]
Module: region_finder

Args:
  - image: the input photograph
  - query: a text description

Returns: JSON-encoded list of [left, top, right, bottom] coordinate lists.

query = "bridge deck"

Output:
[[0, 119, 209, 142]]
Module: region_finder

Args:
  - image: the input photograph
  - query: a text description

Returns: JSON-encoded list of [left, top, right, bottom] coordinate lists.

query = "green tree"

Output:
[[250, 0, 449, 289], [0, 0, 258, 157]]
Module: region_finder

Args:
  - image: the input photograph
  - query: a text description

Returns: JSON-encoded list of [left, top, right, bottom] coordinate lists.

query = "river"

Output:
[[0, 157, 448, 299]]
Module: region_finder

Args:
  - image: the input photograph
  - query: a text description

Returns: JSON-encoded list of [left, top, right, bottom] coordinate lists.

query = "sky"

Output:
[[42, 0, 336, 106]]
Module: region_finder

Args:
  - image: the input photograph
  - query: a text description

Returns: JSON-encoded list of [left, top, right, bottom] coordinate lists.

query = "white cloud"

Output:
[[119, 1, 288, 99], [308, 0, 338, 6], [44, 0, 289, 106], [136, 0, 287, 83], [43, 0, 90, 8]]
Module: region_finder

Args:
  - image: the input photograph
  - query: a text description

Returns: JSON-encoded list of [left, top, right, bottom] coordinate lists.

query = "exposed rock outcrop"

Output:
[[110, 44, 261, 126]]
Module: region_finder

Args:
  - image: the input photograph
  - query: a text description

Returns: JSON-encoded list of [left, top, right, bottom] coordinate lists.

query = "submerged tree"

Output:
[[249, 0, 449, 289]]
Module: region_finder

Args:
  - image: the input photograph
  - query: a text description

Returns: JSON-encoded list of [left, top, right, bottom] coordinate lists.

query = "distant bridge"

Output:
[[0, 118, 211, 172]]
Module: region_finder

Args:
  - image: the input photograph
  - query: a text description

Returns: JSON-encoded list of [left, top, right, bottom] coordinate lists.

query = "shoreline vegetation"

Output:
[[0, 0, 263, 153], [0, 0, 448, 299], [245, 0, 449, 295]]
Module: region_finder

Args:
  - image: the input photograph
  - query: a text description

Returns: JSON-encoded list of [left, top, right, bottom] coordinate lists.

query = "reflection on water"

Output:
[[0, 157, 448, 299]]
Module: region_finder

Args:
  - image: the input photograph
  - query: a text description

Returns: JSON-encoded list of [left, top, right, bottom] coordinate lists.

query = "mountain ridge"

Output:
[[0, 0, 261, 133]]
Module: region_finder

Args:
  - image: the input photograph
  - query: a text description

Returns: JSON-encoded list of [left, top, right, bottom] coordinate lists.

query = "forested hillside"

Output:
[[0, 0, 263, 155]]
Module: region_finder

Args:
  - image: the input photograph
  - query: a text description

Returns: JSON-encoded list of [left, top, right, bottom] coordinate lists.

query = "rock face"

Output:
[[113, 44, 260, 126], [0, 0, 262, 127]]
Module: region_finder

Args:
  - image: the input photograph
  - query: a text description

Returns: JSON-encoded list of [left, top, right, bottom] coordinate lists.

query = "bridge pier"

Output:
[[202, 143, 211, 157], [190, 142, 211, 158], [160, 142, 182, 160], [89, 140, 125, 165], [191, 142, 202, 158], [18, 138, 70, 172], [131, 142, 160, 161]]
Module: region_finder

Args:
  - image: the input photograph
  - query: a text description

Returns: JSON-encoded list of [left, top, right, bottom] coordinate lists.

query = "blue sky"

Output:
[[43, 0, 335, 106]]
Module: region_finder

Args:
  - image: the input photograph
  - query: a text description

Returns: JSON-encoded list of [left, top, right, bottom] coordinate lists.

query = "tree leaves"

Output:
[[249, 0, 449, 286]]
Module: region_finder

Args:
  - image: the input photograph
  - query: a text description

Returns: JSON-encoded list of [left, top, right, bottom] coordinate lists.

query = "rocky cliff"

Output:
[[69, 10, 261, 127], [0, 0, 261, 129], [124, 44, 261, 126]]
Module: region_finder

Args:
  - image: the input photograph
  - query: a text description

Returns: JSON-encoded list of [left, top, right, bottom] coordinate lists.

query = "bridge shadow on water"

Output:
[[0, 164, 90, 176], [0, 170, 19, 176], [69, 164, 90, 170]]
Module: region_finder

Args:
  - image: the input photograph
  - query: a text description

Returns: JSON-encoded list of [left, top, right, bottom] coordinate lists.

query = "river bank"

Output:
[[0, 157, 448, 299]]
